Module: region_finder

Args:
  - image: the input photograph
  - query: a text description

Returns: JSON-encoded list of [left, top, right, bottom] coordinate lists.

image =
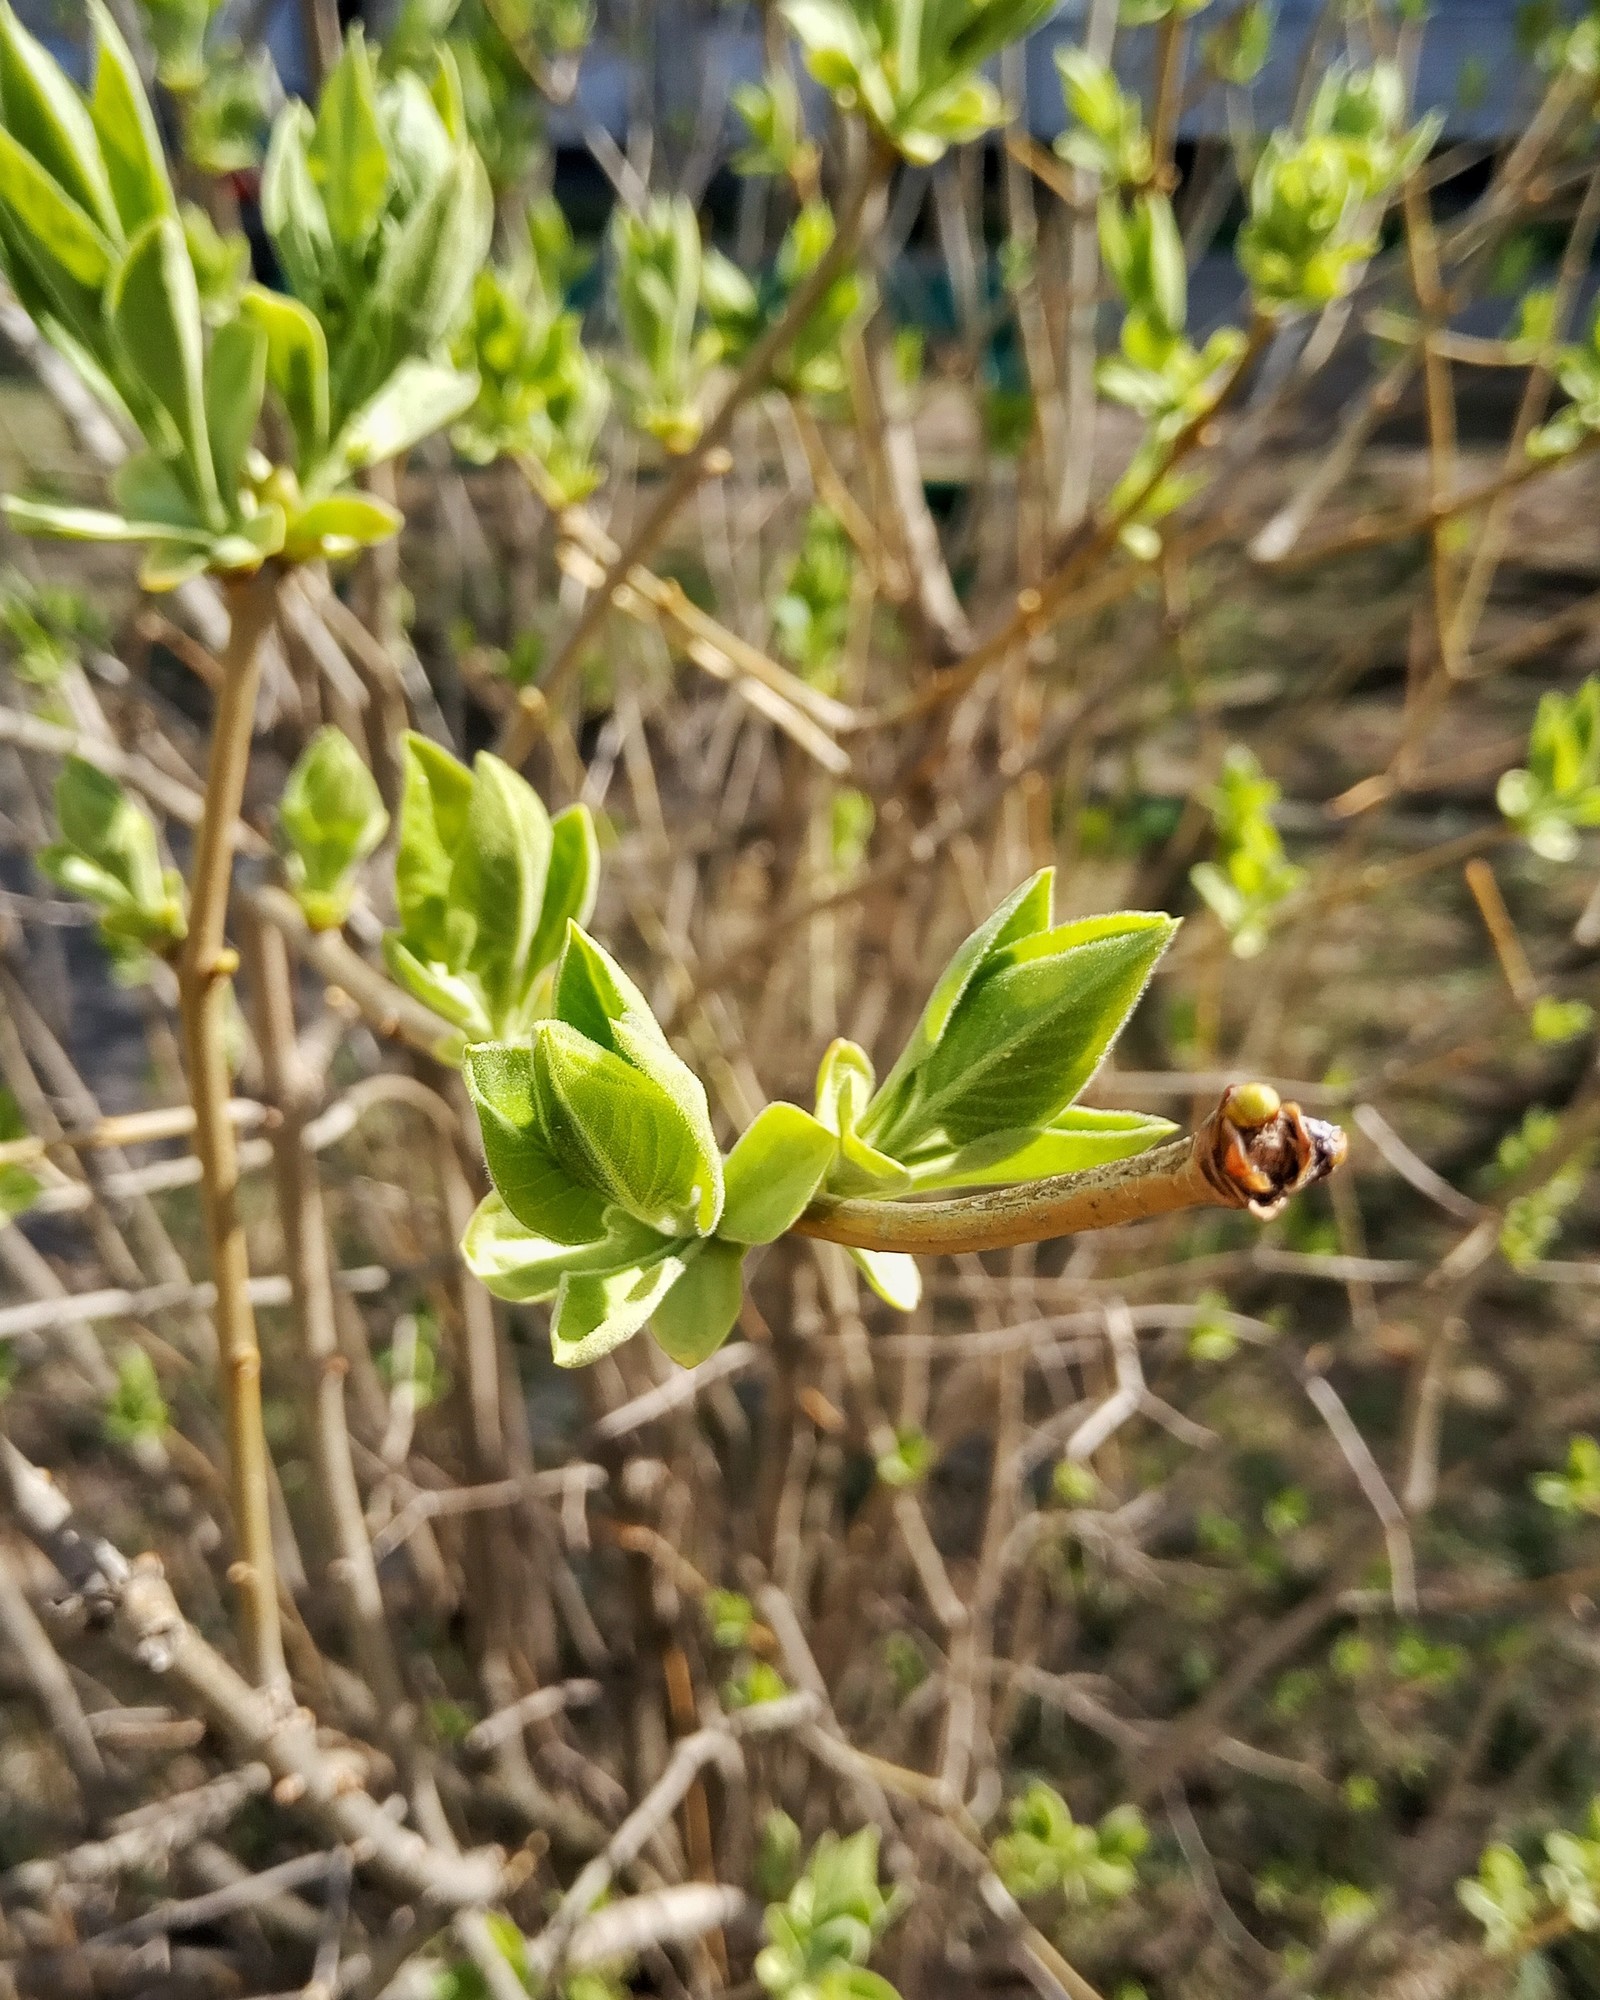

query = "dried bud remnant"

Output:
[[1200, 1084, 1348, 1220]]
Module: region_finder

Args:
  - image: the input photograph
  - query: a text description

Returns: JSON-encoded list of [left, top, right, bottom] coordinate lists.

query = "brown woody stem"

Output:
[[177, 568, 286, 1692], [792, 1087, 1348, 1257]]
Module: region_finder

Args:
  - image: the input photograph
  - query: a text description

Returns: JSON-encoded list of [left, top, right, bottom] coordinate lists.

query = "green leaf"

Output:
[[866, 870, 1055, 1143], [651, 1240, 746, 1364], [108, 216, 222, 527], [460, 1190, 654, 1304], [335, 144, 491, 417], [306, 26, 389, 252], [549, 928, 724, 1222], [0, 1, 118, 235], [332, 359, 481, 476], [113, 449, 206, 530], [204, 316, 266, 511], [382, 934, 491, 1039], [533, 1019, 723, 1236], [0, 125, 115, 293], [240, 284, 330, 470], [394, 732, 474, 961], [551, 1252, 686, 1367], [850, 1247, 921, 1311], [526, 804, 599, 978], [284, 491, 402, 558], [909, 1107, 1176, 1191], [87, 0, 173, 234], [719, 1102, 839, 1244], [464, 1041, 609, 1243], [894, 911, 1177, 1149], [2, 495, 208, 545], [260, 104, 333, 311], [453, 752, 551, 1029]]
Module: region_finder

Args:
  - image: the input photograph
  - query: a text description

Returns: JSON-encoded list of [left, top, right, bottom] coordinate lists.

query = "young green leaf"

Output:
[[526, 804, 600, 978], [533, 1018, 723, 1236], [865, 869, 1055, 1144], [892, 912, 1178, 1149], [332, 359, 481, 477], [0, 1, 119, 236], [464, 1041, 610, 1244], [87, 0, 173, 234], [453, 751, 552, 1024], [260, 104, 334, 312], [277, 725, 389, 929], [204, 317, 266, 512], [651, 1240, 746, 1364], [851, 1247, 921, 1311], [720, 1102, 839, 1244], [393, 731, 475, 962], [461, 1190, 660, 1304], [306, 27, 390, 252], [906, 1107, 1177, 1191], [0, 125, 116, 299], [108, 215, 222, 528], [550, 1252, 687, 1368], [240, 284, 331, 470]]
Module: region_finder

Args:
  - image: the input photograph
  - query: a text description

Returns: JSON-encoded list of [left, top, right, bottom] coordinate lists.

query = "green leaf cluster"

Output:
[[40, 756, 186, 955], [277, 726, 389, 932], [1095, 190, 1248, 445], [781, 0, 1059, 164], [850, 870, 1176, 1191], [991, 1782, 1148, 1905], [103, 1344, 169, 1445], [461, 924, 744, 1367], [1238, 61, 1438, 312], [0, 566, 107, 688], [1528, 300, 1600, 458], [1054, 50, 1154, 187], [1498, 678, 1600, 860], [773, 508, 856, 689], [134, 0, 226, 94], [0, 1087, 40, 1225], [257, 30, 490, 483], [733, 71, 820, 183], [1532, 1434, 1600, 1516], [612, 195, 714, 453], [464, 873, 1175, 1360], [384, 733, 598, 1041], [1205, 0, 1274, 86], [0, 11, 490, 580], [1190, 746, 1304, 957], [452, 254, 610, 501], [755, 1827, 905, 2000], [702, 199, 868, 402], [1460, 1804, 1600, 1956]]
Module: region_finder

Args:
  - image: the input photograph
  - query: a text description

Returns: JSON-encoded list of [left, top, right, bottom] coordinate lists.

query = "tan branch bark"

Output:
[[793, 1088, 1347, 1256], [176, 568, 286, 1691]]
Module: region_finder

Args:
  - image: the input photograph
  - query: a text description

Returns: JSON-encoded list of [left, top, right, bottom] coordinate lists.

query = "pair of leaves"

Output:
[[861, 869, 1176, 1162], [386, 733, 598, 1041]]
